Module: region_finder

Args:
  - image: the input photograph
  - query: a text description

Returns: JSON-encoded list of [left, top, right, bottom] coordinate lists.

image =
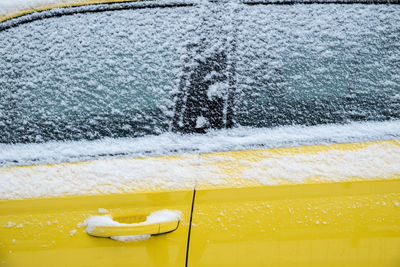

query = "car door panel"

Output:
[[188, 140, 400, 266], [0, 154, 198, 267], [0, 190, 194, 267]]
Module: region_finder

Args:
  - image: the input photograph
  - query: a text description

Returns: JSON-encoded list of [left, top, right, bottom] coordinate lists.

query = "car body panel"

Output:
[[1, 140, 400, 266], [0, 154, 197, 267], [196, 139, 400, 189], [0, 190, 194, 267], [188, 140, 400, 266], [189, 180, 400, 266], [0, 154, 198, 200]]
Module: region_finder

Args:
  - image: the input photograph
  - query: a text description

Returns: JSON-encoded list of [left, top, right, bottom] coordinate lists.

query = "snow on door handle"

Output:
[[85, 210, 181, 238]]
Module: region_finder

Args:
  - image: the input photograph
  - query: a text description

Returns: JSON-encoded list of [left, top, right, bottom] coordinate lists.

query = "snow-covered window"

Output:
[[1, 2, 399, 145], [0, 5, 196, 143], [235, 4, 400, 128]]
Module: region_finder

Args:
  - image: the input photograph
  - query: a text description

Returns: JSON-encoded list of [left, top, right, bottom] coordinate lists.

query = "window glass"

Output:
[[235, 4, 400, 127], [0, 6, 197, 143], [1, 3, 399, 145]]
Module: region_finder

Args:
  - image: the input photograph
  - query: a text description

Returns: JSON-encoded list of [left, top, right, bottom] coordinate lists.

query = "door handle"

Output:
[[86, 210, 180, 238]]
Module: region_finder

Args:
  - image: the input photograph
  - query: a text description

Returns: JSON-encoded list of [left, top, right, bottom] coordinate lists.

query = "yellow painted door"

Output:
[[188, 140, 400, 267], [0, 155, 197, 267]]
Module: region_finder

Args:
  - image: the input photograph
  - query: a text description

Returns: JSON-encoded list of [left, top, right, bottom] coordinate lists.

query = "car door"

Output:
[[186, 2, 400, 266], [189, 141, 400, 266], [0, 155, 197, 267], [0, 3, 200, 266]]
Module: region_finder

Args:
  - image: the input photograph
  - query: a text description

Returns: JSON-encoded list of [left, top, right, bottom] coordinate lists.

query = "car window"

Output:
[[234, 4, 400, 128], [0, 5, 198, 143], [0, 2, 399, 146]]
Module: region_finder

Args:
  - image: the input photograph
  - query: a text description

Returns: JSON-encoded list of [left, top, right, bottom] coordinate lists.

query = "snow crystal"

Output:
[[207, 82, 229, 100], [196, 116, 209, 129]]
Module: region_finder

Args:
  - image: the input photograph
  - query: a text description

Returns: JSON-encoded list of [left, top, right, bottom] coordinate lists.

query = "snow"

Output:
[[0, 0, 393, 21], [1, 120, 399, 167], [196, 116, 208, 129], [85, 215, 119, 233], [0, 152, 198, 199], [199, 140, 400, 186], [1, 3, 192, 143], [0, 1, 399, 199], [84, 210, 181, 242], [0, 0, 74, 19], [1, 3, 399, 144], [207, 82, 229, 100], [111, 235, 150, 242], [144, 209, 181, 223], [1, 122, 400, 199], [234, 4, 400, 128]]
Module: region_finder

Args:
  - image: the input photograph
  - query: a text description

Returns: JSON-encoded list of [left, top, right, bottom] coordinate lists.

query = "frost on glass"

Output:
[[1, 2, 400, 146], [0, 6, 197, 143], [171, 2, 238, 134], [235, 4, 400, 127]]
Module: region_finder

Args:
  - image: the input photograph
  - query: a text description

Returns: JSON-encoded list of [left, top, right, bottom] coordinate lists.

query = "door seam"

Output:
[[185, 186, 196, 267]]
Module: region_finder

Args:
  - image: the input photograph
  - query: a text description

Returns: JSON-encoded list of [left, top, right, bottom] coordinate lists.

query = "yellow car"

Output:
[[0, 0, 399, 266]]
